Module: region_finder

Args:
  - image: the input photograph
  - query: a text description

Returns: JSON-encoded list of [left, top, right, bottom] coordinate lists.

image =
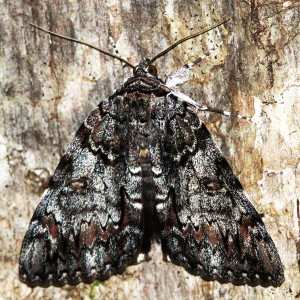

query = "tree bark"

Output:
[[1, 0, 299, 299]]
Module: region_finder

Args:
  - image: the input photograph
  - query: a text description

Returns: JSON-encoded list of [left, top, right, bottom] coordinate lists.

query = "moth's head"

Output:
[[133, 58, 158, 78]]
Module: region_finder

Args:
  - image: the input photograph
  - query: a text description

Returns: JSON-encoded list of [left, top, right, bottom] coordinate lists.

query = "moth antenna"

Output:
[[29, 23, 135, 69], [149, 18, 230, 64]]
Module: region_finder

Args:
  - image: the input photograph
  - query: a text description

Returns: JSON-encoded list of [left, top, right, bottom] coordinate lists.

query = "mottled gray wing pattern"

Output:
[[157, 106, 284, 287], [19, 105, 144, 287]]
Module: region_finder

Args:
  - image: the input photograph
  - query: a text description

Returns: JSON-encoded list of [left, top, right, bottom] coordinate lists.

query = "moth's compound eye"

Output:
[[147, 65, 157, 76]]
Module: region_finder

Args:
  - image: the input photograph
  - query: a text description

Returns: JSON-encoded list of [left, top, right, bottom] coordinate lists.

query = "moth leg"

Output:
[[165, 37, 252, 121], [165, 40, 224, 88], [168, 90, 252, 121], [137, 253, 152, 263], [162, 252, 171, 263]]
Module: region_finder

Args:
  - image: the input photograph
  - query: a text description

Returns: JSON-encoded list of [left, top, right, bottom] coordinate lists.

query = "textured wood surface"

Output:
[[1, 0, 299, 299]]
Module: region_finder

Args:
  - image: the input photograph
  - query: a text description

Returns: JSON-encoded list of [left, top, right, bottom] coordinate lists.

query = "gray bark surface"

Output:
[[0, 0, 299, 299]]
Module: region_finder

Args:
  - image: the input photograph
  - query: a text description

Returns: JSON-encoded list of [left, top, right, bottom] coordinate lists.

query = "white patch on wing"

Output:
[[129, 166, 142, 174], [152, 166, 162, 175], [131, 202, 143, 209], [156, 202, 167, 210]]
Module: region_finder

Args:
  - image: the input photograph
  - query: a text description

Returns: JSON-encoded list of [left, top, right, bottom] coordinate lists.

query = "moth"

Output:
[[19, 19, 284, 288]]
